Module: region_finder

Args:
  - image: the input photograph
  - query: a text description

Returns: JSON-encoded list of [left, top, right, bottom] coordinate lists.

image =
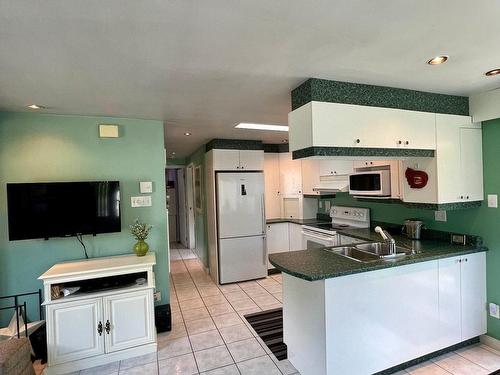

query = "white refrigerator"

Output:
[[216, 172, 267, 284]]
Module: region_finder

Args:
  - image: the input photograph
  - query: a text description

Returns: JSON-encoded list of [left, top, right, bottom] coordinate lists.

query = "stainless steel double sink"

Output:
[[326, 242, 411, 263]]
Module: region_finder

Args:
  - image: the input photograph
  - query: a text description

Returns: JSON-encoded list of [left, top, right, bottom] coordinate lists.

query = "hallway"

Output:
[[166, 242, 292, 374]]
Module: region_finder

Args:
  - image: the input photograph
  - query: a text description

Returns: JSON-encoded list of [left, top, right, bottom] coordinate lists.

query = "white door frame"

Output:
[[186, 163, 196, 250], [177, 168, 188, 248]]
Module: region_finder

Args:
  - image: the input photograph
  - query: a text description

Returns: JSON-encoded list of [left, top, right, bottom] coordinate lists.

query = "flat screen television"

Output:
[[7, 181, 121, 240]]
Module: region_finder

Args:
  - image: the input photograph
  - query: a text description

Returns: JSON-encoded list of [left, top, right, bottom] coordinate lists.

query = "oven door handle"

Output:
[[301, 230, 336, 242]]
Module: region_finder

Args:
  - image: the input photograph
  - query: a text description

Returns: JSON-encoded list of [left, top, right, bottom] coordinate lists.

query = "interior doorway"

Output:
[[165, 165, 196, 250]]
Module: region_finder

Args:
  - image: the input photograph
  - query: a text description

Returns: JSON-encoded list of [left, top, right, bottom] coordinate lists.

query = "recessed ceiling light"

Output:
[[426, 55, 449, 65], [485, 69, 500, 77], [235, 123, 289, 132], [27, 104, 45, 110], [184, 132, 192, 136]]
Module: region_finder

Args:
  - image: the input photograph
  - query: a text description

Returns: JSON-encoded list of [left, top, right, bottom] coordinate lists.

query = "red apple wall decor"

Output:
[[405, 168, 429, 189]]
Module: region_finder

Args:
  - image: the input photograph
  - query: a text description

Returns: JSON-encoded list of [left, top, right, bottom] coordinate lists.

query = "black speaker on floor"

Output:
[[154, 304, 171, 333]]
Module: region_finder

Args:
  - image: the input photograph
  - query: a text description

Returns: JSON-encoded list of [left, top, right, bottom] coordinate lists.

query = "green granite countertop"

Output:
[[269, 228, 487, 281], [266, 218, 328, 225]]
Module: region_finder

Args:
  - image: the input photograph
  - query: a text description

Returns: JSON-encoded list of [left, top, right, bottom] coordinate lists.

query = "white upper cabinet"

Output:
[[279, 152, 303, 196], [264, 153, 281, 219], [212, 149, 264, 171], [319, 160, 354, 176], [239, 150, 264, 170], [401, 114, 483, 204], [289, 101, 436, 152], [301, 159, 320, 195]]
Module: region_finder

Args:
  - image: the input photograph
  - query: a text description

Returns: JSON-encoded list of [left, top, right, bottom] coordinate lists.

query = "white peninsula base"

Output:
[[282, 252, 486, 375]]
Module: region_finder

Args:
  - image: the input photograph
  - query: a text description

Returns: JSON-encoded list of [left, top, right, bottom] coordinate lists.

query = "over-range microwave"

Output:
[[349, 170, 391, 197]]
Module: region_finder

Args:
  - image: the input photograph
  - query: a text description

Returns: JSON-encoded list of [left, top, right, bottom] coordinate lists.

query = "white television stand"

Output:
[[39, 253, 157, 375]]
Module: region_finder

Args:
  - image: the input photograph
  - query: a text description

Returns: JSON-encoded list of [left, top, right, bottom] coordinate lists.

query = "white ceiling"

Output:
[[1, 1, 500, 157]]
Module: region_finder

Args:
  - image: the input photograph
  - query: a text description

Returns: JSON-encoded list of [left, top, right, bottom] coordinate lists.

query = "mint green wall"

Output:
[[186, 146, 209, 268], [319, 118, 500, 339], [0, 112, 169, 318]]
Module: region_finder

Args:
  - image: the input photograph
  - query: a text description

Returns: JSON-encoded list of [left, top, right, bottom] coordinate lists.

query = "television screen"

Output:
[[7, 181, 121, 240]]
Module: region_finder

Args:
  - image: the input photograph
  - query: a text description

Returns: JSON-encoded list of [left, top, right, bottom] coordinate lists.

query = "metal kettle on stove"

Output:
[[401, 219, 424, 240]]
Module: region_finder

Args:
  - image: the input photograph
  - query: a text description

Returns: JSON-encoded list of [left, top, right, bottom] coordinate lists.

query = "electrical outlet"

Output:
[[154, 291, 161, 302], [488, 194, 498, 208], [131, 196, 152, 207], [435, 210, 447, 222]]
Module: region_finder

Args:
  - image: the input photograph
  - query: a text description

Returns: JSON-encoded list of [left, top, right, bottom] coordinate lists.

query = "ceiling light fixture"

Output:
[[426, 55, 449, 65], [235, 123, 289, 132], [184, 132, 192, 136], [27, 104, 44, 110], [485, 69, 500, 77]]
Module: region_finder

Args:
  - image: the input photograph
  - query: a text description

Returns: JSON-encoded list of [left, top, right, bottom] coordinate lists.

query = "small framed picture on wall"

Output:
[[194, 165, 203, 213]]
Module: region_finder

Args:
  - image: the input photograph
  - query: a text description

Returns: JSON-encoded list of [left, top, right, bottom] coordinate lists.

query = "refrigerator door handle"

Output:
[[262, 236, 267, 265], [261, 194, 265, 234]]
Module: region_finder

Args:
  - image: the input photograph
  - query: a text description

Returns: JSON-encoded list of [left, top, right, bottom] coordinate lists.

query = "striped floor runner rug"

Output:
[[244, 307, 287, 360]]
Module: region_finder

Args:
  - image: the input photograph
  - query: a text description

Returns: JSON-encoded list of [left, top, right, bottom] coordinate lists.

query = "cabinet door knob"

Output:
[[466, 196, 470, 199], [465, 258, 468, 262], [405, 141, 409, 145], [459, 259, 462, 263], [356, 139, 360, 144], [105, 320, 111, 334], [460, 196, 464, 199], [365, 162, 368, 165], [97, 321, 103, 336], [398, 140, 402, 145]]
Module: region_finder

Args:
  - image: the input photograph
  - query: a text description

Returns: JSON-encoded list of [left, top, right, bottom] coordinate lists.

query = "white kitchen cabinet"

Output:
[[264, 153, 282, 218], [460, 252, 487, 340], [288, 223, 304, 251], [266, 223, 290, 269], [438, 252, 486, 346], [301, 159, 320, 195], [318, 160, 354, 176], [47, 298, 104, 365], [239, 150, 265, 170], [460, 128, 483, 201], [40, 254, 157, 375], [104, 291, 155, 353], [401, 115, 483, 204], [279, 152, 302, 196], [289, 101, 436, 152], [212, 149, 264, 171]]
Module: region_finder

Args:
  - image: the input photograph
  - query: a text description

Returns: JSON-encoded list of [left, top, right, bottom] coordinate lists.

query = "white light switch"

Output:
[[434, 210, 447, 222], [131, 196, 152, 207], [140, 181, 153, 193], [489, 303, 500, 319], [488, 194, 498, 208]]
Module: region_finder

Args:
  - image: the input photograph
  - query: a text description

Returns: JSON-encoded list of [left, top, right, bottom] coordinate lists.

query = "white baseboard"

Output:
[[480, 334, 500, 351]]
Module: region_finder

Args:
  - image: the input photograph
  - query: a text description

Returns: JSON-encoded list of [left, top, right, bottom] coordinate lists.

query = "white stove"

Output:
[[301, 206, 370, 249]]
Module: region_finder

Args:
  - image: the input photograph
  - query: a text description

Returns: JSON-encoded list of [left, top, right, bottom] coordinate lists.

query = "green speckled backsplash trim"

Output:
[[205, 139, 263, 151], [292, 146, 434, 159], [291, 78, 469, 115], [263, 143, 289, 153]]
